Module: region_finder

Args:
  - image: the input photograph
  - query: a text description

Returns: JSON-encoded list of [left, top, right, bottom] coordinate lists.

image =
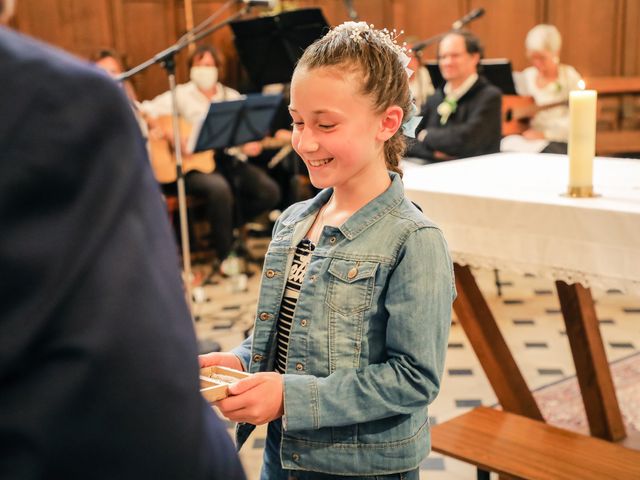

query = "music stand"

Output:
[[188, 93, 283, 153], [426, 58, 518, 94], [187, 93, 283, 280], [229, 8, 329, 88]]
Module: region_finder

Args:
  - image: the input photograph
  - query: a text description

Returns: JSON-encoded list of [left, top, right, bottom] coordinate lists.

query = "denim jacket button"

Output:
[[253, 354, 263, 362], [292, 452, 300, 461], [259, 312, 271, 321], [329, 236, 337, 244], [300, 319, 308, 327], [295, 363, 304, 371], [347, 267, 358, 279], [265, 269, 276, 278]]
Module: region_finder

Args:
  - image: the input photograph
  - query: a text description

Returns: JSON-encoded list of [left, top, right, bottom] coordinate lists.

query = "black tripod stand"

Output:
[[117, 0, 262, 317]]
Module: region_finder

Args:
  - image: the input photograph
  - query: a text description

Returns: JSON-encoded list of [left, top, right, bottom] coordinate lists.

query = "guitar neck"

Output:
[[514, 99, 568, 120]]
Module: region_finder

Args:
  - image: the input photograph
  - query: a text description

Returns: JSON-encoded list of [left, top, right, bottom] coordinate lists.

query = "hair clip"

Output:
[[330, 22, 412, 79]]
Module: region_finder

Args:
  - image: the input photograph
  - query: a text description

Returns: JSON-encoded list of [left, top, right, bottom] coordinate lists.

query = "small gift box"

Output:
[[200, 366, 250, 402]]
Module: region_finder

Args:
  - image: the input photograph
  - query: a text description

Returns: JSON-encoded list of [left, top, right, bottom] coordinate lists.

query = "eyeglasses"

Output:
[[438, 52, 469, 62]]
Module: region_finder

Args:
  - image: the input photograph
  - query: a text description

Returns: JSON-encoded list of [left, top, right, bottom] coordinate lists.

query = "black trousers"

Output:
[[166, 161, 280, 260]]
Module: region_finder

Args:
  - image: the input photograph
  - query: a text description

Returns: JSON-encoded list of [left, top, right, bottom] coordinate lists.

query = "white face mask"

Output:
[[190, 66, 218, 91]]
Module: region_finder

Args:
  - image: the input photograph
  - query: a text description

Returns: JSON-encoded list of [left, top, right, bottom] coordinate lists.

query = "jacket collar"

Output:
[[282, 172, 405, 241], [444, 73, 479, 101], [437, 74, 487, 102]]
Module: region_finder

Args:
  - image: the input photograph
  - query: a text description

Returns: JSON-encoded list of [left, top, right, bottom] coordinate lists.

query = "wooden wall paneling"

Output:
[[120, 0, 180, 100], [14, 0, 70, 50], [468, 0, 543, 71], [15, 0, 114, 60], [388, 0, 405, 33], [189, 1, 246, 89], [623, 0, 640, 75], [613, 0, 625, 76], [109, 0, 128, 58], [400, 0, 466, 60], [547, 0, 622, 77], [64, 0, 114, 59], [11, 0, 640, 102]]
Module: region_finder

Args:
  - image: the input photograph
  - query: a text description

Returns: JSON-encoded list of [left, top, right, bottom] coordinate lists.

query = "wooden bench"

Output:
[[431, 407, 640, 480]]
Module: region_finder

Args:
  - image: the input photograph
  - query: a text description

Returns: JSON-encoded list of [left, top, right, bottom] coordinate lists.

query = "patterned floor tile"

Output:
[[513, 319, 535, 325], [455, 399, 483, 408]]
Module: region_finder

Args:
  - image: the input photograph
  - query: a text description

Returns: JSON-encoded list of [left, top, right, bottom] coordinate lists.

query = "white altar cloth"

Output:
[[403, 152, 640, 295]]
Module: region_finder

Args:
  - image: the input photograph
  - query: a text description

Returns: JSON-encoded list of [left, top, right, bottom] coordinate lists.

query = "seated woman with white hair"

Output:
[[503, 24, 582, 154]]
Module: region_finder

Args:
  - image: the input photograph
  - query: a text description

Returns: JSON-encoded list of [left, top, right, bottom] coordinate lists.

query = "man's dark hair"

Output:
[[439, 30, 485, 72], [456, 30, 484, 59], [188, 44, 222, 69]]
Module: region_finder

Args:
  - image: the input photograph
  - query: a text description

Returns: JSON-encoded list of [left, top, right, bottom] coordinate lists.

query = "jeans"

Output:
[[260, 420, 420, 480]]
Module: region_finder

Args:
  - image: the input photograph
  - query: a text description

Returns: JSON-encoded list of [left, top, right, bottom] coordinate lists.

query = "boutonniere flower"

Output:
[[437, 97, 457, 125]]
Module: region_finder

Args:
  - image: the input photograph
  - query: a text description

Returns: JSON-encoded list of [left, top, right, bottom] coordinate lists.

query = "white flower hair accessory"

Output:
[[328, 22, 423, 137], [329, 22, 415, 78]]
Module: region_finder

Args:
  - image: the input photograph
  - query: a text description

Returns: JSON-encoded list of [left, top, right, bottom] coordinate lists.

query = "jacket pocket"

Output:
[[325, 259, 378, 372], [326, 259, 378, 315]]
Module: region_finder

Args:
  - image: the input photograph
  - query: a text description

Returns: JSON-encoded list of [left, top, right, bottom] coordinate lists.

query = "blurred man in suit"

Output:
[[407, 30, 501, 163], [0, 4, 244, 479]]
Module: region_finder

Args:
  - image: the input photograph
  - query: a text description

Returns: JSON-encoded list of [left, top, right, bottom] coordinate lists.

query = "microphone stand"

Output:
[[119, 0, 251, 320], [411, 33, 445, 55]]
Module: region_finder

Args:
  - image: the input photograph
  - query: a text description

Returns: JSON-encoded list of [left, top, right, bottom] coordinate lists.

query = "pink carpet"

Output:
[[534, 352, 640, 436]]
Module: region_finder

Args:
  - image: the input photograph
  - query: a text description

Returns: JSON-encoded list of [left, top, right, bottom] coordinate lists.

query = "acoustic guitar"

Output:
[[502, 95, 568, 136], [148, 115, 215, 184], [147, 115, 291, 183]]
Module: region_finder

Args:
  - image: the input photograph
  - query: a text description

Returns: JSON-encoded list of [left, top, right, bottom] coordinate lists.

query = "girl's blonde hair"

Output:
[[295, 22, 413, 177]]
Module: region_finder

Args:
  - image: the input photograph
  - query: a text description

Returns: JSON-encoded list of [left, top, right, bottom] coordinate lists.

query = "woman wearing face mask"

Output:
[[140, 45, 280, 269], [142, 46, 242, 125]]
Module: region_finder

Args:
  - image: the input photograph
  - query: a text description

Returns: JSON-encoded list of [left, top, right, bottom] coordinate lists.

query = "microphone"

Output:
[[452, 7, 485, 30], [343, 0, 359, 20], [239, 0, 275, 7]]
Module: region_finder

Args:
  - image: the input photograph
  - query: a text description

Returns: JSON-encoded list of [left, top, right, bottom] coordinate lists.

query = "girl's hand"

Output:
[[198, 351, 243, 371], [216, 372, 284, 425]]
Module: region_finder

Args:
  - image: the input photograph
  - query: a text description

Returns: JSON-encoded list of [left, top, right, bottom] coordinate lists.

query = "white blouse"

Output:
[[140, 81, 241, 126], [514, 64, 582, 142]]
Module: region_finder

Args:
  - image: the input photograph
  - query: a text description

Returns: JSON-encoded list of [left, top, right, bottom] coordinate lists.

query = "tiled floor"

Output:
[[192, 249, 640, 480]]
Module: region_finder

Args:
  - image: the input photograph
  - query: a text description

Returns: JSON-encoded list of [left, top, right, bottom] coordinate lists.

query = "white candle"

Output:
[[568, 88, 597, 188]]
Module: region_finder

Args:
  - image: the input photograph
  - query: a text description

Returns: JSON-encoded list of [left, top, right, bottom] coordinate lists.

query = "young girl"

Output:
[[200, 21, 455, 480]]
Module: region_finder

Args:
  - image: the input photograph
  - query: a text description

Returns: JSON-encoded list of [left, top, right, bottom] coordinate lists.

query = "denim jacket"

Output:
[[232, 172, 455, 475]]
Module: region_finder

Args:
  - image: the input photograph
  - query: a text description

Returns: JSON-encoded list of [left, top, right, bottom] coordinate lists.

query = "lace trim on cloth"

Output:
[[452, 252, 640, 297]]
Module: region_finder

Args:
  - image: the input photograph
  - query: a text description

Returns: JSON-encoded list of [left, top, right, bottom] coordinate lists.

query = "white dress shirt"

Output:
[[140, 81, 242, 126]]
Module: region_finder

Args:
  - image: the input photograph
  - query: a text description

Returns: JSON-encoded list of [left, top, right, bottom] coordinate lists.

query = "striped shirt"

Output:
[[275, 238, 315, 374]]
